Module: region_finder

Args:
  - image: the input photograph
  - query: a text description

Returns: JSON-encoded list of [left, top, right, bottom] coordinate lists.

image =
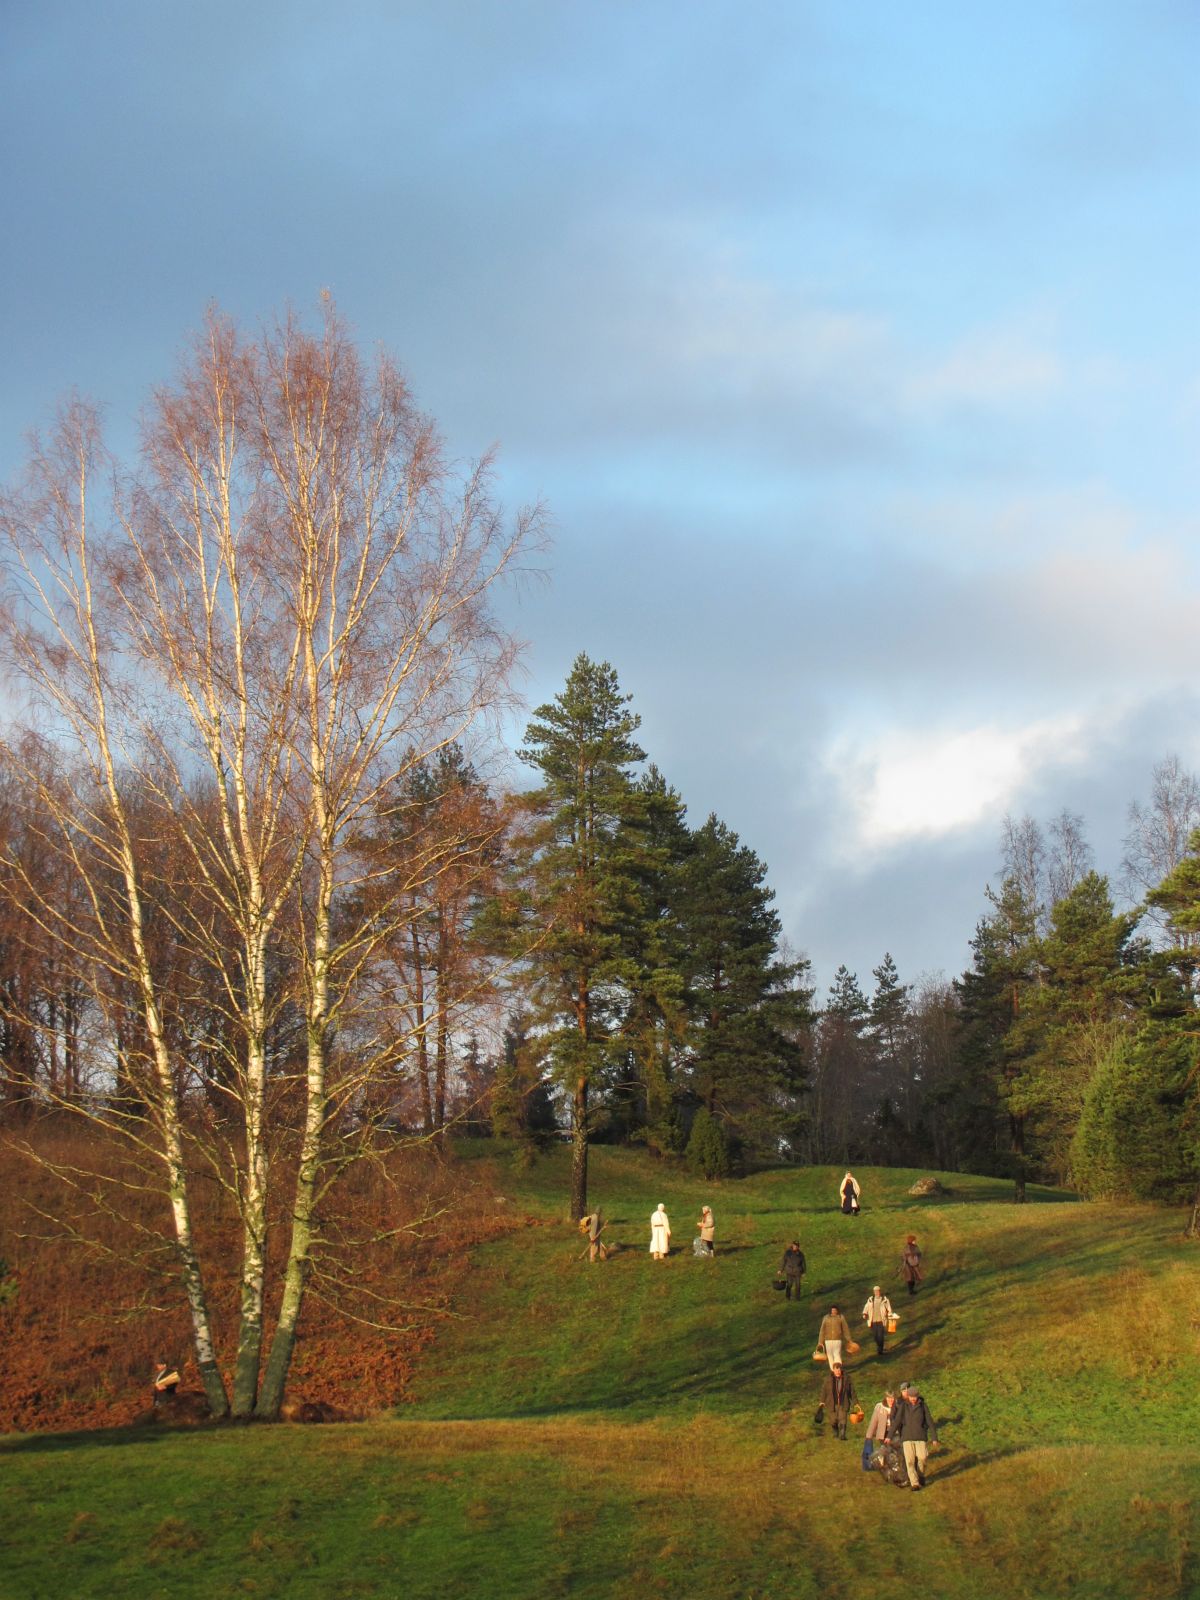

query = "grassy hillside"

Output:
[[3, 1146, 1198, 1600]]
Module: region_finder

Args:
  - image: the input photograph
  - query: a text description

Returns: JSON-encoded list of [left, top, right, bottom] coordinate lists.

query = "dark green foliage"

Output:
[[1071, 1022, 1193, 1201], [515, 655, 647, 1216], [1007, 873, 1147, 1184], [674, 815, 812, 1158], [685, 1106, 732, 1178], [612, 767, 691, 1153]]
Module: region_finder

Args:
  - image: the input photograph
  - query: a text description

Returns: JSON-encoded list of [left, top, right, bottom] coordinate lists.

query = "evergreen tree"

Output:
[[868, 953, 912, 1149], [1008, 873, 1145, 1184], [1142, 836, 1200, 1231], [674, 814, 811, 1160], [956, 877, 1039, 1199], [808, 966, 870, 1163], [686, 1105, 732, 1179], [516, 655, 646, 1218], [616, 766, 691, 1153]]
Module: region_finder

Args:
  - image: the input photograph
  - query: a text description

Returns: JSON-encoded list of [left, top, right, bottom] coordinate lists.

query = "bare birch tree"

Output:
[[0, 299, 536, 1416]]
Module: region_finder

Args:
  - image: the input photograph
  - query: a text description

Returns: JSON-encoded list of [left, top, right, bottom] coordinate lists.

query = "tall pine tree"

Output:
[[516, 655, 645, 1218], [674, 813, 811, 1160]]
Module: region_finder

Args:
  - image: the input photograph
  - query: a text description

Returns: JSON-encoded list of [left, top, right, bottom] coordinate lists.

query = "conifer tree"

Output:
[[617, 766, 691, 1153], [1007, 873, 1145, 1184], [675, 815, 810, 1159], [516, 655, 646, 1218]]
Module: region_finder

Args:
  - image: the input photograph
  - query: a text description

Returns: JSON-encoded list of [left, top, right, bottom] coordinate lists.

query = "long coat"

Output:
[[650, 1207, 671, 1254], [819, 1369, 858, 1422]]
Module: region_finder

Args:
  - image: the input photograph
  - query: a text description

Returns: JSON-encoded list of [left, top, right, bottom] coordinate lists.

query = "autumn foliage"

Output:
[[0, 1120, 515, 1432]]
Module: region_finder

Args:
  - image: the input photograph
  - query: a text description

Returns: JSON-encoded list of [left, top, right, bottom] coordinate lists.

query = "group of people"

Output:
[[817, 1372, 940, 1489], [624, 1185, 941, 1487], [647, 1203, 716, 1259], [807, 1208, 938, 1489]]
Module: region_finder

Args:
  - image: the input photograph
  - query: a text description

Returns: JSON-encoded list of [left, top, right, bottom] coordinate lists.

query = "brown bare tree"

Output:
[[0, 299, 536, 1417]]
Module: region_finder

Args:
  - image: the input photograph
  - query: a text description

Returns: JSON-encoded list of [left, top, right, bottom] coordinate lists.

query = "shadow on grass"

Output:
[[928, 1443, 1024, 1482], [0, 1422, 172, 1456]]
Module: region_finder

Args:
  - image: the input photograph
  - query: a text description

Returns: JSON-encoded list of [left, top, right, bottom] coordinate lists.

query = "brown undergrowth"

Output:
[[0, 1118, 518, 1432]]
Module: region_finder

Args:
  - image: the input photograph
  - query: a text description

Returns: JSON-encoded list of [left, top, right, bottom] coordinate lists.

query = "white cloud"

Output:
[[828, 714, 1092, 853], [905, 313, 1065, 412]]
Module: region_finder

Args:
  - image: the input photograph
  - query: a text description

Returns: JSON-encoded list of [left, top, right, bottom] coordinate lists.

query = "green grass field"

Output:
[[4, 1147, 1198, 1600]]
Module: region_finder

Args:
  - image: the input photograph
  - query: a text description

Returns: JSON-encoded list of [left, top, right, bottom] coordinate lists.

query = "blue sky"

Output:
[[2, 2, 1197, 996]]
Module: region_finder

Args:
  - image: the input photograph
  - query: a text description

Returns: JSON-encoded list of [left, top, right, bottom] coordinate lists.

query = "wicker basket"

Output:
[[846, 1340, 860, 1354], [812, 1349, 827, 1361], [849, 1405, 864, 1424]]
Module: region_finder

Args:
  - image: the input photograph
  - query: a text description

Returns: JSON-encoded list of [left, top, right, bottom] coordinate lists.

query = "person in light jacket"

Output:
[[649, 1204, 671, 1259], [861, 1284, 894, 1356], [862, 1386, 896, 1470], [840, 1171, 861, 1215], [696, 1205, 716, 1257], [899, 1235, 924, 1295], [817, 1304, 852, 1367]]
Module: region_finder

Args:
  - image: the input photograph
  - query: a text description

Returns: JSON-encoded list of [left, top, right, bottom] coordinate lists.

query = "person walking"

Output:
[[861, 1284, 895, 1356], [862, 1386, 896, 1470], [818, 1361, 858, 1440], [696, 1205, 716, 1257], [778, 1240, 806, 1300], [894, 1380, 940, 1490], [817, 1304, 853, 1367], [899, 1235, 924, 1295], [839, 1171, 861, 1215], [649, 1203, 671, 1260]]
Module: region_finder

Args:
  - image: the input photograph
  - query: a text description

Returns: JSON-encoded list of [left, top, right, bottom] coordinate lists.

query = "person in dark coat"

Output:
[[778, 1241, 806, 1300], [893, 1381, 940, 1489], [817, 1361, 858, 1439]]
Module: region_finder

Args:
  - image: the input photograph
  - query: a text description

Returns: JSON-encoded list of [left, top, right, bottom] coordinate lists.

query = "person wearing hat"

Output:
[[894, 1381, 940, 1490], [861, 1284, 895, 1356], [817, 1360, 859, 1440], [649, 1203, 671, 1260]]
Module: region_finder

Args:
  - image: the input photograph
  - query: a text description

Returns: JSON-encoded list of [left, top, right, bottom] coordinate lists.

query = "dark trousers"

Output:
[[872, 1322, 886, 1355], [785, 1278, 802, 1300]]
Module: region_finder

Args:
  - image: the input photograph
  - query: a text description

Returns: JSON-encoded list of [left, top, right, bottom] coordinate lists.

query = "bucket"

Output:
[[849, 1406, 864, 1424], [887, 1316, 898, 1334]]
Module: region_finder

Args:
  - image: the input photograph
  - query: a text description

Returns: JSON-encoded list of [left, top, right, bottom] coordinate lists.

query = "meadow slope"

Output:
[[3, 1146, 1198, 1600]]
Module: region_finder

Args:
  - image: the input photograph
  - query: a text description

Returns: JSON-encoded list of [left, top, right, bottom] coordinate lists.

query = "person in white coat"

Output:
[[650, 1203, 671, 1259], [839, 1171, 861, 1215]]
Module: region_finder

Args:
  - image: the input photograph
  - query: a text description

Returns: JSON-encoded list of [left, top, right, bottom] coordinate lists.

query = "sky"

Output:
[[2, 1, 1198, 998]]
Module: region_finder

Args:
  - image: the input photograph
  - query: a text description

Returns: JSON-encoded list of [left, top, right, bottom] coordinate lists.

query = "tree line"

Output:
[[803, 767, 1200, 1232]]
